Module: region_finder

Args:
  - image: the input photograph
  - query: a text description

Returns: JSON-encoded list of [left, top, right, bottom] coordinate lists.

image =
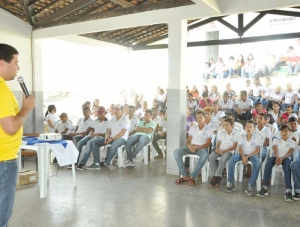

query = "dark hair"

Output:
[[135, 101, 141, 108], [238, 54, 245, 64], [286, 105, 293, 109], [129, 105, 135, 110], [203, 85, 208, 92], [288, 117, 298, 123], [92, 99, 99, 109], [195, 110, 205, 117], [247, 54, 254, 60], [82, 106, 91, 112], [266, 113, 275, 124], [208, 58, 214, 67], [246, 79, 250, 83], [256, 102, 262, 106], [240, 90, 247, 96], [223, 91, 229, 96], [188, 93, 193, 97], [279, 124, 291, 131], [45, 105, 56, 118], [145, 109, 153, 115], [229, 56, 234, 61], [212, 101, 219, 106], [202, 91, 208, 98], [272, 102, 281, 109], [0, 44, 19, 63], [258, 113, 267, 120], [225, 112, 234, 117], [221, 116, 228, 120], [246, 120, 256, 126], [288, 46, 294, 50], [224, 118, 234, 126], [82, 101, 91, 108], [151, 107, 157, 112]]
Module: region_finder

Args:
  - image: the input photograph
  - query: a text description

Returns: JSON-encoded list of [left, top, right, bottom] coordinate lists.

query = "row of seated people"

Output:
[[51, 105, 167, 169], [202, 40, 300, 80], [175, 110, 300, 202], [188, 79, 300, 114]]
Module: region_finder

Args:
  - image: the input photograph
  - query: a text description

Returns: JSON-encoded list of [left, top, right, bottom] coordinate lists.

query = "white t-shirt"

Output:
[[211, 111, 225, 121], [105, 113, 115, 121], [217, 128, 239, 152], [159, 118, 167, 132], [129, 116, 139, 133], [187, 100, 197, 109], [91, 119, 109, 135], [255, 126, 271, 144], [238, 133, 261, 155], [268, 110, 282, 122], [294, 90, 300, 99], [273, 138, 295, 158], [262, 85, 273, 97], [252, 85, 262, 96], [236, 98, 253, 113], [188, 124, 213, 146], [76, 118, 93, 133], [108, 115, 131, 140], [207, 120, 221, 130], [156, 93, 166, 102], [284, 90, 296, 104], [269, 91, 284, 101], [55, 121, 71, 134], [218, 99, 234, 109], [45, 113, 56, 133], [152, 116, 161, 125], [135, 107, 143, 119]]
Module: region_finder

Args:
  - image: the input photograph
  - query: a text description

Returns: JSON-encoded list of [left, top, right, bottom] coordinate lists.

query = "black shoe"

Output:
[[285, 192, 293, 202], [52, 158, 58, 165], [76, 163, 85, 171], [225, 183, 235, 193], [257, 187, 268, 197], [215, 176, 222, 187], [209, 176, 217, 187], [293, 193, 300, 201], [67, 163, 78, 169]]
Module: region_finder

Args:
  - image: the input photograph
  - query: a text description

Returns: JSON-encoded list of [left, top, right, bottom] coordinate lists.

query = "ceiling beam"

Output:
[[34, 0, 194, 28], [121, 25, 166, 43], [20, 0, 34, 24], [216, 17, 238, 33], [36, 0, 99, 25], [242, 12, 266, 34], [264, 9, 300, 17], [84, 2, 120, 15], [110, 0, 134, 7], [27, 0, 40, 6], [33, 0, 60, 16], [133, 32, 300, 50]]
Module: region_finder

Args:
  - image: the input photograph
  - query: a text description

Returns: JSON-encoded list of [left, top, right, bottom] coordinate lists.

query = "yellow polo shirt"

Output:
[[0, 77, 22, 161]]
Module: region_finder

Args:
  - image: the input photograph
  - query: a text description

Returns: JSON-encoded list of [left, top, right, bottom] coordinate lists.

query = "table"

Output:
[[18, 140, 78, 198]]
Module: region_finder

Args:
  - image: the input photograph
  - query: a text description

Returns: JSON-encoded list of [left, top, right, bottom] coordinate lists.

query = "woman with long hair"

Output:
[[45, 105, 56, 133]]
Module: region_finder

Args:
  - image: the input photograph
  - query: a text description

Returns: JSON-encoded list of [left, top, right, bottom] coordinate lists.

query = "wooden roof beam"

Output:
[[110, 0, 134, 7], [20, 0, 34, 24]]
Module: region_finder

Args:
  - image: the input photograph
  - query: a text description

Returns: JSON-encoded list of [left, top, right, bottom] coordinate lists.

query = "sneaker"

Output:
[[100, 162, 105, 167], [215, 176, 223, 187], [67, 163, 78, 170], [76, 163, 85, 171], [245, 185, 255, 196], [86, 163, 101, 170], [209, 176, 216, 187], [225, 183, 235, 193], [285, 192, 293, 202], [125, 160, 135, 167], [257, 187, 268, 197], [293, 193, 300, 201]]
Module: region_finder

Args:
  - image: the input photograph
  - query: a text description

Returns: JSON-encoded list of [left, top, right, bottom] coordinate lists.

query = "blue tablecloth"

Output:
[[22, 137, 68, 148]]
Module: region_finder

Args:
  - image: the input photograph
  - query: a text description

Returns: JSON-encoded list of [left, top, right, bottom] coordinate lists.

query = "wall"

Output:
[[0, 8, 34, 133]]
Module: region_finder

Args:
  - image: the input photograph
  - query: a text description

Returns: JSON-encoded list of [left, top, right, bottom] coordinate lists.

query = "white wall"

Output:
[[0, 8, 32, 91]]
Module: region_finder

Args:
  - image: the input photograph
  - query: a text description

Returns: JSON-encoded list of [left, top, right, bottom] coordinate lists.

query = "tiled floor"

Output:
[[10, 158, 300, 227]]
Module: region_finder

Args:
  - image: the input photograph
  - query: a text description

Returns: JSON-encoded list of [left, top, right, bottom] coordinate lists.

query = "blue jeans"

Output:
[[292, 161, 300, 193], [260, 98, 269, 107], [281, 103, 293, 112], [293, 102, 299, 114], [263, 157, 292, 190], [0, 159, 18, 227], [76, 136, 93, 163], [174, 147, 208, 179], [261, 146, 267, 163], [249, 96, 261, 106], [105, 138, 126, 165], [227, 154, 261, 186], [80, 137, 105, 165], [126, 135, 150, 161], [288, 63, 300, 75], [241, 69, 255, 78]]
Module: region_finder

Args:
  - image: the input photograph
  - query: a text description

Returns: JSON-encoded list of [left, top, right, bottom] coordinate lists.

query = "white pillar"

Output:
[[166, 19, 187, 175]]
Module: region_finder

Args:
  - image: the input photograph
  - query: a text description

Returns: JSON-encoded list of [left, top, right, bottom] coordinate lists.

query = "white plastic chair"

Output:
[[105, 144, 125, 168], [141, 129, 156, 165], [151, 139, 166, 158]]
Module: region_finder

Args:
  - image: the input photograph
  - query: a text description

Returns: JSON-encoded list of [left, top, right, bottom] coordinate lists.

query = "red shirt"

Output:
[[199, 99, 212, 109], [281, 112, 290, 120], [252, 109, 267, 117]]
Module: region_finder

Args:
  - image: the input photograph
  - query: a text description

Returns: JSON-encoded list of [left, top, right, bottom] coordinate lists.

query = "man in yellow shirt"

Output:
[[0, 44, 35, 227]]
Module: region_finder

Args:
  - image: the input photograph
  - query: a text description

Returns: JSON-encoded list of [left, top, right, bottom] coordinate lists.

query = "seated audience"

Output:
[[234, 90, 253, 122], [241, 54, 256, 78], [187, 93, 197, 116], [281, 105, 294, 124], [106, 104, 115, 120], [252, 102, 267, 122], [245, 79, 252, 97], [123, 104, 129, 117], [152, 109, 167, 159], [134, 101, 143, 119], [292, 159, 300, 200], [281, 83, 296, 111], [211, 102, 225, 122], [268, 102, 282, 126], [151, 107, 161, 126], [124, 109, 156, 167], [267, 86, 284, 110], [190, 85, 200, 100], [225, 120, 261, 195], [235, 54, 245, 77], [266, 113, 278, 133], [55, 113, 71, 136], [255, 113, 271, 162], [286, 46, 300, 76], [228, 56, 236, 77], [225, 83, 236, 104], [155, 89, 167, 109], [209, 85, 221, 103], [128, 105, 139, 136], [218, 91, 234, 113], [203, 62, 211, 81], [249, 77, 262, 106], [209, 118, 238, 187], [186, 107, 196, 134], [293, 84, 300, 115], [199, 92, 212, 109], [174, 111, 213, 186], [260, 77, 273, 108], [45, 105, 56, 133], [257, 124, 295, 202]]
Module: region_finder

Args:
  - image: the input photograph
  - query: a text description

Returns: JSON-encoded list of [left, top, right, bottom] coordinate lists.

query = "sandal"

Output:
[[175, 178, 187, 184], [189, 178, 196, 186]]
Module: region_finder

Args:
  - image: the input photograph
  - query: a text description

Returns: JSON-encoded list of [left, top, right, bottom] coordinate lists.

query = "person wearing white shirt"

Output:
[[281, 83, 296, 111], [209, 118, 238, 187], [225, 120, 261, 195], [258, 124, 295, 201], [260, 77, 273, 108], [156, 89, 167, 109], [211, 102, 225, 122], [174, 111, 213, 186], [103, 104, 130, 166], [267, 86, 284, 110], [187, 93, 197, 116], [293, 85, 300, 114], [151, 107, 161, 126], [249, 77, 262, 106], [234, 90, 253, 121], [45, 105, 56, 133], [268, 102, 283, 125], [288, 117, 300, 158], [218, 91, 234, 113], [105, 104, 115, 120], [255, 114, 271, 162], [128, 105, 140, 136], [55, 113, 71, 135], [152, 110, 167, 159], [134, 101, 143, 119], [76, 106, 109, 170]]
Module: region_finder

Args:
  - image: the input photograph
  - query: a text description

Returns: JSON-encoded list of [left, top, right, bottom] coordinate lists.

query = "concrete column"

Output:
[[32, 39, 44, 134], [166, 19, 187, 175]]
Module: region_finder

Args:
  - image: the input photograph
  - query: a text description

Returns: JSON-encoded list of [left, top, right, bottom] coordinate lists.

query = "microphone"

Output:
[[17, 76, 30, 98]]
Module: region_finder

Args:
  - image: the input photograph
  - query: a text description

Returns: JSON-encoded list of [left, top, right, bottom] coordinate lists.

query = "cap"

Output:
[[96, 106, 106, 114], [288, 113, 298, 119], [114, 104, 122, 109], [59, 113, 68, 117]]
